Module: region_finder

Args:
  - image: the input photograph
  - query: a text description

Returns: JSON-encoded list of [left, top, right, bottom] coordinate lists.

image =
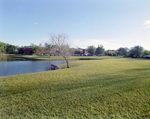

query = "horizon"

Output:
[[0, 0, 150, 50], [0, 40, 148, 51]]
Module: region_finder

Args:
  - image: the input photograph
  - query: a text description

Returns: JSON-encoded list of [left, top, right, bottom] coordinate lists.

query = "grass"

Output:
[[9, 54, 110, 61], [0, 58, 150, 118]]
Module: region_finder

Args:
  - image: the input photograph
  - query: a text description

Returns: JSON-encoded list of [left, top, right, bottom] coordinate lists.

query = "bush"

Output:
[[108, 53, 113, 56], [113, 53, 117, 56]]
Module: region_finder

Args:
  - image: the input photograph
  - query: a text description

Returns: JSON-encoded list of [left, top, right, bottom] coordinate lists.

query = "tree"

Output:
[[18, 47, 25, 54], [143, 50, 150, 55], [6, 44, 18, 54], [117, 47, 129, 56], [108, 53, 113, 56], [129, 45, 144, 58], [0, 45, 7, 61], [87, 45, 96, 55], [49, 33, 70, 68], [30, 43, 40, 54], [44, 43, 53, 57], [0, 42, 7, 51], [96, 45, 105, 55]]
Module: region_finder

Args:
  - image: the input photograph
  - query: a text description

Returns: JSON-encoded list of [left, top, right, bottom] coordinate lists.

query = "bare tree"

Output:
[[49, 33, 70, 68]]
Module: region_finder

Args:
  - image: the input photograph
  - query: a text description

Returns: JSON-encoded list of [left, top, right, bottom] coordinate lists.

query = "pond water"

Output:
[[0, 61, 66, 77]]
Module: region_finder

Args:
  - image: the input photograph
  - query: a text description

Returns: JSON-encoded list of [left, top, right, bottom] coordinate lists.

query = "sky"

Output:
[[0, 0, 150, 50]]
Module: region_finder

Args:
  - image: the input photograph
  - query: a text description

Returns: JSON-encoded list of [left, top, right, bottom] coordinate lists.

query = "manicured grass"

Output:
[[9, 54, 110, 61], [0, 58, 150, 118]]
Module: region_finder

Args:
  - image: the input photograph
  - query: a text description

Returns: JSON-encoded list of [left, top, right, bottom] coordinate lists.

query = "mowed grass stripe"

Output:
[[0, 58, 150, 118]]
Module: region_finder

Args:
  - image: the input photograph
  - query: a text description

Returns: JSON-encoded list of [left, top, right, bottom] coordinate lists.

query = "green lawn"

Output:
[[0, 58, 150, 118], [9, 54, 110, 61]]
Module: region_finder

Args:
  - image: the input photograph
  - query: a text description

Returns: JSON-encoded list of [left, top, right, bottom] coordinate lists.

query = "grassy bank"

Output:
[[0, 58, 150, 118], [9, 54, 110, 61]]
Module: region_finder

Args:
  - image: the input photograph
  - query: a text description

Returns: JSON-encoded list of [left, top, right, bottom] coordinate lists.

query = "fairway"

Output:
[[0, 58, 150, 118]]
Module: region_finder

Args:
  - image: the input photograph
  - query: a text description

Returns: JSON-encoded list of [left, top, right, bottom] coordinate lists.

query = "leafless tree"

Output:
[[49, 33, 70, 68]]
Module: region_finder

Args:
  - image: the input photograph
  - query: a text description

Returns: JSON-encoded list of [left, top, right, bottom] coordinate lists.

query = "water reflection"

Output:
[[0, 61, 66, 77]]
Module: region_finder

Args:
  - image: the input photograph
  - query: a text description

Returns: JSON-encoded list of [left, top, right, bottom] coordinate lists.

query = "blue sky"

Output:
[[0, 0, 150, 50]]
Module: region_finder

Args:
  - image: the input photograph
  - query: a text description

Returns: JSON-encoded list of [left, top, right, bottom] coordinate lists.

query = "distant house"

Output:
[[105, 50, 117, 56], [24, 48, 33, 55], [50, 48, 58, 54], [36, 47, 45, 54], [70, 48, 89, 54], [83, 49, 89, 54], [107, 50, 116, 54], [36, 47, 89, 56], [70, 48, 82, 54]]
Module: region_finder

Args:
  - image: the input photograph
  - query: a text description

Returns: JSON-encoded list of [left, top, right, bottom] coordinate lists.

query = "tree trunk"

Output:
[[66, 60, 69, 68], [64, 56, 69, 68]]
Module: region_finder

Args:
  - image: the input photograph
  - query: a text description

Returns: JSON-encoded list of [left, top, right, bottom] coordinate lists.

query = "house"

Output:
[[70, 48, 82, 54], [105, 50, 117, 56], [36, 47, 89, 56], [50, 48, 58, 54], [69, 48, 89, 55], [24, 48, 33, 55], [36, 47, 45, 54], [83, 49, 88, 54]]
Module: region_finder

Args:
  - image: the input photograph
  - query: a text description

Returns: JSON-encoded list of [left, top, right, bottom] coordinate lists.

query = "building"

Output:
[[83, 49, 88, 54], [24, 48, 33, 55], [69, 48, 88, 55], [105, 50, 117, 56]]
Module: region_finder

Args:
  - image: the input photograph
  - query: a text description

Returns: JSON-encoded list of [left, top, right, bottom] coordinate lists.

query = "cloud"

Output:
[[70, 39, 119, 50], [34, 23, 38, 25], [143, 21, 150, 28], [143, 21, 150, 25], [144, 25, 150, 28]]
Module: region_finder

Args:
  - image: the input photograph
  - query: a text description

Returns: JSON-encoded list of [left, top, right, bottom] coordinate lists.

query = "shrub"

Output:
[[108, 53, 113, 56], [113, 53, 117, 56]]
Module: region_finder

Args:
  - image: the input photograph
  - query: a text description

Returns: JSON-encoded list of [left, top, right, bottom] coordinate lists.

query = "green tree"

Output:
[[117, 47, 129, 56], [6, 44, 18, 54], [96, 45, 105, 55], [30, 43, 40, 54], [143, 50, 150, 55], [18, 47, 25, 54], [129, 45, 144, 58], [87, 45, 96, 55], [108, 53, 113, 56], [45, 43, 53, 57], [0, 42, 7, 51], [0, 45, 7, 61]]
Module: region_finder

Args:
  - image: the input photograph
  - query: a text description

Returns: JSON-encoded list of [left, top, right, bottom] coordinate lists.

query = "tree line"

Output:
[[1, 33, 150, 69], [87, 45, 150, 58], [0, 42, 46, 54], [1, 41, 150, 58]]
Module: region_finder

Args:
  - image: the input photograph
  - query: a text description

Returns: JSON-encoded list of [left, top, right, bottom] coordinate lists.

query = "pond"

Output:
[[0, 61, 66, 77]]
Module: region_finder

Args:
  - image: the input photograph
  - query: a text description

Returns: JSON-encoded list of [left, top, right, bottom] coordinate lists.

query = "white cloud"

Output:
[[144, 25, 150, 28], [143, 21, 150, 25], [70, 39, 119, 50], [143, 21, 150, 28], [34, 23, 38, 25]]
